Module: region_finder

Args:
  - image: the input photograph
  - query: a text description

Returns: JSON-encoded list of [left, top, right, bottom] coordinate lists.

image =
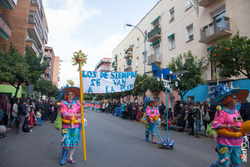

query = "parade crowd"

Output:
[[0, 94, 59, 137], [86, 97, 250, 139], [0, 94, 249, 139]]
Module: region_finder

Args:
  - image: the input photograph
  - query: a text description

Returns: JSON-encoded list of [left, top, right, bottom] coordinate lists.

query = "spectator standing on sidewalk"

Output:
[[187, 102, 194, 135], [202, 100, 210, 133], [208, 98, 216, 123], [121, 102, 126, 119], [11, 98, 19, 127], [239, 98, 250, 121], [18, 100, 27, 135], [0, 95, 7, 125], [158, 101, 166, 117], [193, 101, 202, 138]]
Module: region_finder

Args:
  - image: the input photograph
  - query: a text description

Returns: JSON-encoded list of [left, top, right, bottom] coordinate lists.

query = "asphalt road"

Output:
[[0, 110, 249, 167]]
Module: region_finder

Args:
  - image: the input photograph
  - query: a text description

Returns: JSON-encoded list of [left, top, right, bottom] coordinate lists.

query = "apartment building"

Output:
[[0, 0, 49, 98], [95, 58, 112, 72], [44, 46, 61, 86], [0, 0, 48, 56], [112, 0, 250, 107]]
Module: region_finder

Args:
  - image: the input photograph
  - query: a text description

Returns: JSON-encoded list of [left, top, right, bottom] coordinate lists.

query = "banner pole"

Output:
[[79, 63, 87, 161]]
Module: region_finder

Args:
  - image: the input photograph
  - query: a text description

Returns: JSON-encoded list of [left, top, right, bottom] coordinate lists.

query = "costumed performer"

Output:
[[210, 88, 249, 167], [60, 90, 82, 165], [144, 95, 160, 144]]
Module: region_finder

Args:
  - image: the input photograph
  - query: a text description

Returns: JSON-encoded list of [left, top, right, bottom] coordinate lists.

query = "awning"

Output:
[[0, 29, 9, 40], [168, 33, 174, 39], [150, 16, 160, 24], [207, 46, 215, 52], [150, 40, 160, 46]]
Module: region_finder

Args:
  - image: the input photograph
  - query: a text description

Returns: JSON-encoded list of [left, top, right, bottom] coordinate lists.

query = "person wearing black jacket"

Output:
[[18, 100, 27, 135], [187, 102, 194, 135], [239, 98, 250, 121], [193, 101, 201, 138], [208, 98, 216, 123]]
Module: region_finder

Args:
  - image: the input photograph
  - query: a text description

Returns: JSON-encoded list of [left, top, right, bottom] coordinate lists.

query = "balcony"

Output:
[[199, 0, 216, 7], [0, 0, 16, 10], [124, 50, 132, 59], [127, 60, 132, 65], [112, 61, 117, 68], [147, 27, 161, 42], [199, 17, 232, 44], [124, 66, 132, 72], [0, 14, 11, 40], [26, 38, 42, 56], [28, 11, 43, 47], [147, 52, 161, 65], [97, 66, 111, 72]]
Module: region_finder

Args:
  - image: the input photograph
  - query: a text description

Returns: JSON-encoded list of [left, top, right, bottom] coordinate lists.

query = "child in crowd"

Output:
[[36, 110, 42, 126]]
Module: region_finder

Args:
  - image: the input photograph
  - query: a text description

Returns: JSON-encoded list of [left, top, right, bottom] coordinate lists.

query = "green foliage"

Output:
[[209, 32, 250, 79], [0, 44, 29, 97], [34, 78, 59, 98], [167, 51, 204, 101], [132, 73, 149, 97], [25, 47, 48, 84], [148, 77, 165, 98]]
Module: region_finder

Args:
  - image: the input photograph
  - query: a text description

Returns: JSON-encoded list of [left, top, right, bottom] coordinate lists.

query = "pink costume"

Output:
[[212, 107, 243, 146], [60, 100, 81, 129], [146, 106, 160, 118]]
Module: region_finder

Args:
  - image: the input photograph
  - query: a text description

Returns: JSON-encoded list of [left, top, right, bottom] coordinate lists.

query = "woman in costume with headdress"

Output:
[[144, 95, 160, 144], [210, 88, 249, 167], [59, 88, 82, 165]]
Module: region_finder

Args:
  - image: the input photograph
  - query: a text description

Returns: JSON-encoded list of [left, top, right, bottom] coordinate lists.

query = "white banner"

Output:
[[82, 71, 137, 94]]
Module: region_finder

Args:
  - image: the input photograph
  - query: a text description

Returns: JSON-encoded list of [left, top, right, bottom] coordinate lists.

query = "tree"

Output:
[[148, 77, 165, 99], [34, 79, 57, 98], [25, 47, 48, 85], [210, 32, 250, 79], [167, 51, 204, 102], [0, 44, 29, 97]]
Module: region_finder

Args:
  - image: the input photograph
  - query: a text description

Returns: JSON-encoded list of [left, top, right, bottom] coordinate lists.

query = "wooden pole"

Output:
[[79, 63, 87, 161]]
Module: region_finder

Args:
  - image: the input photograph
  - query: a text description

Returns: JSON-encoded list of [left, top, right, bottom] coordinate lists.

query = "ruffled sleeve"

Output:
[[146, 106, 150, 116], [211, 109, 228, 129], [60, 101, 69, 118]]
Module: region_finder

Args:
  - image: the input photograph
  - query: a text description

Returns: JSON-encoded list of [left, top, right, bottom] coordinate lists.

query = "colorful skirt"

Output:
[[61, 127, 80, 148]]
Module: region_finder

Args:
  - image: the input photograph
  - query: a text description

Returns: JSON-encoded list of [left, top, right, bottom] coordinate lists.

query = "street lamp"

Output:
[[126, 24, 147, 73]]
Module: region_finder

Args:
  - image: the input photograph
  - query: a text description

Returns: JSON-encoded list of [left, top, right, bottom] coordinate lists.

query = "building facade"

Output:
[[44, 46, 60, 86], [0, 0, 48, 56], [0, 0, 49, 98], [112, 0, 250, 108], [95, 58, 112, 72]]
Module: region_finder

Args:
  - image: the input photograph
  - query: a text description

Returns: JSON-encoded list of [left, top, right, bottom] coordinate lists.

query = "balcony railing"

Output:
[[0, 14, 12, 39], [147, 52, 161, 65], [199, 0, 216, 7], [199, 16, 232, 44], [112, 61, 117, 67], [124, 66, 132, 72], [147, 27, 161, 42]]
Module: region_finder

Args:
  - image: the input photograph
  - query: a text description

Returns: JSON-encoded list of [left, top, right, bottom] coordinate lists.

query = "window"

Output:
[[169, 7, 175, 22], [136, 37, 140, 47], [185, 0, 192, 9], [136, 57, 139, 67], [168, 34, 175, 50], [186, 24, 193, 41]]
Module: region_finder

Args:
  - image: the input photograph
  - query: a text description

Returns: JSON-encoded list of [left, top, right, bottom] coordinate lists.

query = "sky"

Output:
[[43, 0, 159, 88]]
